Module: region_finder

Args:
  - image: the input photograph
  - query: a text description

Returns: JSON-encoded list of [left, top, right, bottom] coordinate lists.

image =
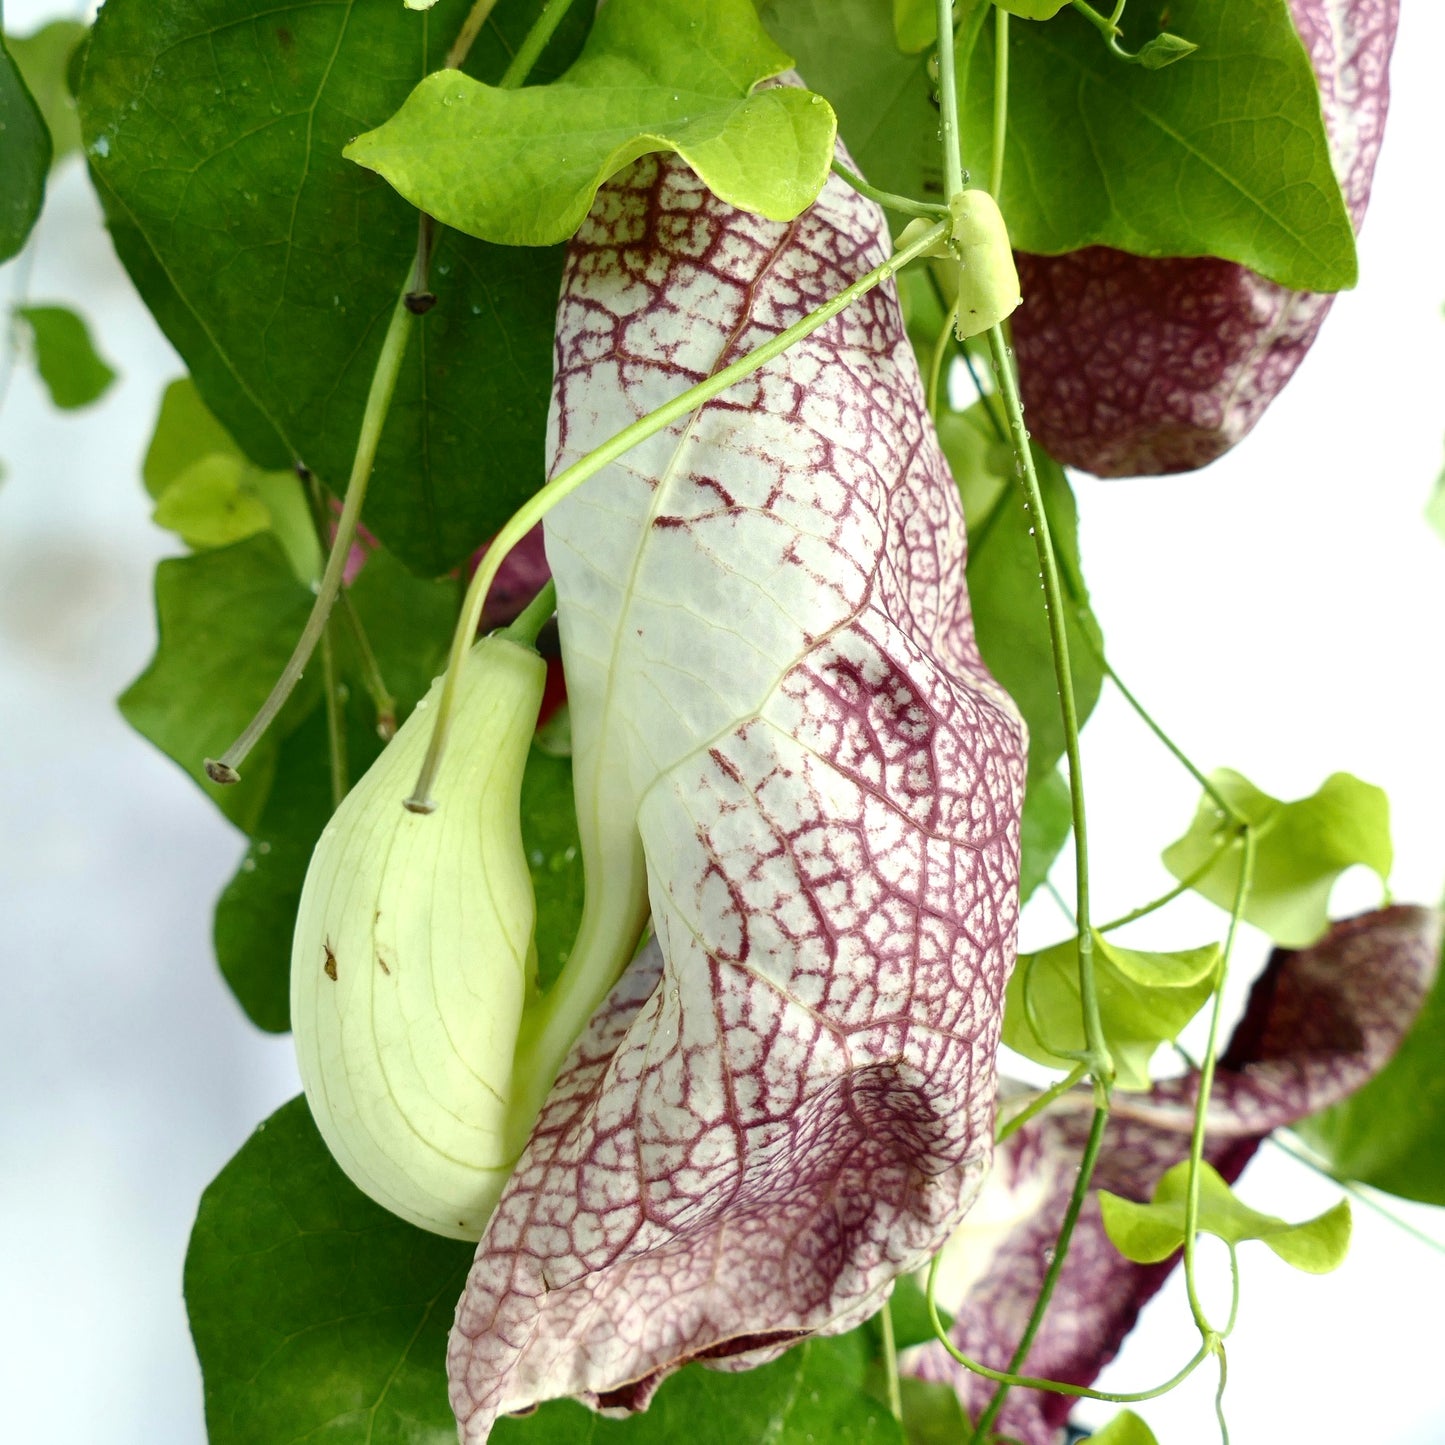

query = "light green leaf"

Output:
[[346, 0, 836, 249], [0, 26, 49, 262], [1020, 767, 1072, 905], [1135, 32, 1199, 69], [1428, 456, 1445, 544], [213, 547, 456, 1032], [1299, 932, 1445, 1206], [1100, 1159, 1352, 1273], [80, 0, 593, 575], [7, 20, 87, 165], [1090, 1410, 1161, 1445], [143, 377, 248, 499], [1004, 930, 1220, 1090], [1161, 770, 1392, 948], [153, 456, 273, 549], [118, 535, 316, 831], [189, 1100, 903, 1445], [16, 303, 115, 409], [945, 400, 1105, 789], [997, 0, 1071, 17]]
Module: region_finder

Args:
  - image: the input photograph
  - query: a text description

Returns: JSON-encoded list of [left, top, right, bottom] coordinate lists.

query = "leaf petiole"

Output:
[[995, 1062, 1089, 1144], [831, 159, 949, 220]]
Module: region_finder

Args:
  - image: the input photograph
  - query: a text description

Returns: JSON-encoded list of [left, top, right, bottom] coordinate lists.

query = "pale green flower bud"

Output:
[[291, 636, 545, 1240], [949, 189, 1021, 339]]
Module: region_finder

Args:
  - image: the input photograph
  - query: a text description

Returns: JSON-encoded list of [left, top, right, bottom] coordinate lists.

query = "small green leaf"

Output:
[[1020, 767, 1072, 904], [520, 742, 586, 993], [945, 400, 1105, 789], [118, 534, 315, 831], [1089, 1410, 1161, 1445], [7, 20, 87, 165], [1427, 456, 1445, 544], [153, 455, 273, 549], [1100, 1159, 1352, 1273], [1004, 931, 1220, 1089], [1299, 933, 1445, 1206], [1161, 770, 1392, 948], [346, 0, 836, 248], [143, 377, 250, 500], [0, 27, 50, 262], [1134, 32, 1198, 69], [16, 304, 115, 408]]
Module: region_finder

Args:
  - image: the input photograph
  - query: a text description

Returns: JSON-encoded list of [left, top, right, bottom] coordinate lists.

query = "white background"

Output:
[[2, 2, 1443, 1442]]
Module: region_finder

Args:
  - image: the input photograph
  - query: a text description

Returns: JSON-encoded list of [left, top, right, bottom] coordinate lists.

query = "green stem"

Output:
[[968, 1105, 1110, 1440], [990, 8, 1009, 197], [405, 217, 951, 810], [205, 271, 417, 784], [936, 0, 966, 204], [318, 599, 347, 809], [444, 0, 503, 71], [832, 160, 948, 220], [498, 578, 557, 648], [996, 1063, 1088, 1144], [499, 0, 578, 88], [1071, 0, 1122, 41], [1181, 829, 1255, 1335], [880, 1295, 904, 1423], [927, 297, 960, 417], [1096, 835, 1236, 934], [986, 324, 1107, 1081], [1213, 1346, 1231, 1445]]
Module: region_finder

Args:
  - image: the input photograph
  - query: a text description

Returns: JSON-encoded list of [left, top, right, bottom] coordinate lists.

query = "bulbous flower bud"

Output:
[[291, 636, 545, 1239]]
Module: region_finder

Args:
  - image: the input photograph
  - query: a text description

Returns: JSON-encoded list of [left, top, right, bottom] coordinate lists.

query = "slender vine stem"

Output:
[[832, 160, 948, 220], [996, 1063, 1088, 1144], [927, 297, 960, 417], [317, 598, 347, 808], [936, 0, 965, 207], [1096, 834, 1236, 934], [879, 1296, 904, 1423], [990, 9, 1008, 198], [1180, 828, 1255, 1335], [498, 578, 557, 649], [499, 0, 579, 88], [205, 272, 417, 784], [445, 0, 503, 71], [404, 217, 951, 810]]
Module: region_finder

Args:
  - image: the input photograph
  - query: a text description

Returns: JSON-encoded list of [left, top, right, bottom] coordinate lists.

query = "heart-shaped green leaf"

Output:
[[1162, 769, 1392, 948], [1100, 1159, 1352, 1273], [1004, 930, 1221, 1089], [16, 304, 115, 409], [346, 0, 836, 248]]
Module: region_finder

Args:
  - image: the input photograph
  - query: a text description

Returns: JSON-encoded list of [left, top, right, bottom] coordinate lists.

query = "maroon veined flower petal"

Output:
[[1012, 0, 1398, 477], [905, 904, 1441, 1445], [446, 149, 1028, 1440]]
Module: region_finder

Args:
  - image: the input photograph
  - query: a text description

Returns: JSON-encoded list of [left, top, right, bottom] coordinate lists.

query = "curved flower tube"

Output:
[[447, 148, 1028, 1439]]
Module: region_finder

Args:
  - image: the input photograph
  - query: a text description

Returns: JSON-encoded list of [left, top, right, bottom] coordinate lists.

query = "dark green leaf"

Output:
[[959, 1, 1356, 290], [80, 0, 592, 575], [944, 400, 1104, 789], [16, 303, 115, 408], [7, 20, 87, 165], [1020, 767, 1072, 905], [214, 548, 456, 1031], [1099, 1159, 1351, 1273], [766, 0, 1356, 290], [186, 1096, 475, 1445], [520, 743, 586, 993], [118, 534, 315, 831], [0, 26, 49, 262], [190, 1101, 904, 1445], [1161, 769, 1392, 948], [1299, 934, 1445, 1206], [1004, 930, 1220, 1090], [348, 0, 837, 248]]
